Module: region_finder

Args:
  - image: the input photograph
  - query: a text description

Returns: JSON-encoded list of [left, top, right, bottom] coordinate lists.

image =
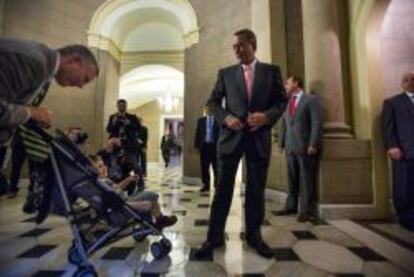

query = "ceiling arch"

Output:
[[88, 0, 199, 59], [119, 65, 184, 109]]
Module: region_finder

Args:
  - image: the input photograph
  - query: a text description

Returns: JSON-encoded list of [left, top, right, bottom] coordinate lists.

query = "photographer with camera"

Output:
[[106, 99, 144, 192]]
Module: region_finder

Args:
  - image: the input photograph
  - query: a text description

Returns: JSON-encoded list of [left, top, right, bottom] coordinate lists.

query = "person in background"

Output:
[[175, 123, 184, 158], [194, 106, 219, 192], [381, 72, 414, 231], [160, 129, 174, 168], [137, 117, 148, 177], [276, 76, 323, 222]]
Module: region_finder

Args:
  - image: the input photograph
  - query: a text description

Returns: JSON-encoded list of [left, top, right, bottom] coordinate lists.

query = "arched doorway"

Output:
[[86, 0, 199, 170]]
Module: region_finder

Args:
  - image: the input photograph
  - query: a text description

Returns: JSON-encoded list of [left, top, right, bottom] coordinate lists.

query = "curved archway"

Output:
[[120, 64, 184, 109], [87, 0, 199, 59]]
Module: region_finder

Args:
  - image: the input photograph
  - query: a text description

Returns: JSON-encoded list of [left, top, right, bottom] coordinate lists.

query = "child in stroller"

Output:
[[90, 154, 177, 229], [21, 126, 176, 277]]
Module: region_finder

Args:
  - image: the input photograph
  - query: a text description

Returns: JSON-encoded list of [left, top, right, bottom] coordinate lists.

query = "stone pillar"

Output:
[[302, 0, 352, 138], [0, 0, 5, 35]]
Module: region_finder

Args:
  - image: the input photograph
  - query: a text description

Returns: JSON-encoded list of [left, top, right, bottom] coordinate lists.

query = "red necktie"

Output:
[[290, 95, 297, 116]]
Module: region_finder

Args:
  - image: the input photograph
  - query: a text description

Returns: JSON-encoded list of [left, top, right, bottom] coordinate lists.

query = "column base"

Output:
[[323, 122, 353, 139]]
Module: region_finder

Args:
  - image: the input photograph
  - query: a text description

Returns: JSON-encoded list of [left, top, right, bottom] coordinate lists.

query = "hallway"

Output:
[[0, 165, 413, 277]]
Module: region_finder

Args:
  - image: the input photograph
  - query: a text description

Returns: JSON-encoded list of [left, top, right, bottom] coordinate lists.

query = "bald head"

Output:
[[401, 72, 414, 92]]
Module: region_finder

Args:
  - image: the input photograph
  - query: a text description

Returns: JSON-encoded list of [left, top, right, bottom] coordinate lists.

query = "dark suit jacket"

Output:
[[279, 93, 323, 155], [194, 116, 220, 149], [106, 112, 141, 152], [207, 61, 287, 158], [0, 38, 58, 145], [138, 126, 148, 149], [381, 93, 414, 159]]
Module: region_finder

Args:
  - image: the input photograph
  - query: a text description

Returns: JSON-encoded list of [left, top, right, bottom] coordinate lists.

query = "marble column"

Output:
[[302, 0, 352, 138]]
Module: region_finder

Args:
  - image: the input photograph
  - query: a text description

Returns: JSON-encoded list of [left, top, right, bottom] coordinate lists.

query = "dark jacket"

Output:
[[194, 116, 220, 149], [381, 93, 414, 159], [106, 112, 141, 153], [207, 61, 287, 158]]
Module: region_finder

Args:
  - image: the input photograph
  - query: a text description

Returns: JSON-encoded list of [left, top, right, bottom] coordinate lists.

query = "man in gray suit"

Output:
[[276, 76, 323, 222], [381, 72, 414, 231], [0, 38, 99, 146]]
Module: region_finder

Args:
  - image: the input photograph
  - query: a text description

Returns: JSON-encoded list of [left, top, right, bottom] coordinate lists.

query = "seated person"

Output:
[[97, 138, 123, 182], [90, 155, 177, 229]]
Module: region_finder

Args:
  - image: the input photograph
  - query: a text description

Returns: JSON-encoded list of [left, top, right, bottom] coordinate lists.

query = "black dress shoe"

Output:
[[297, 214, 315, 222], [273, 209, 297, 216], [191, 241, 224, 260], [200, 185, 210, 192], [247, 240, 274, 258]]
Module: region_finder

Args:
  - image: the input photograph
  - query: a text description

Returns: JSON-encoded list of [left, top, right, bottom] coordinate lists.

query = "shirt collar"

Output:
[[292, 89, 304, 99], [406, 91, 414, 97], [241, 58, 258, 70], [52, 53, 60, 78]]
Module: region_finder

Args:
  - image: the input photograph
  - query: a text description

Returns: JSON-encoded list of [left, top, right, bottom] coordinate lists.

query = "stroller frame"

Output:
[[38, 129, 172, 277]]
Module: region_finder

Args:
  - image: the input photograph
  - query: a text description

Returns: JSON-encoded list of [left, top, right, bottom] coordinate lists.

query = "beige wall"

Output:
[[183, 0, 252, 179], [130, 99, 184, 163], [0, 0, 5, 35]]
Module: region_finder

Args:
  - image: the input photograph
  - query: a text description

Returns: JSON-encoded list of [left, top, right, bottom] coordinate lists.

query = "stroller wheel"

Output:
[[68, 243, 83, 266], [74, 265, 97, 277], [132, 227, 149, 242], [160, 238, 172, 253], [151, 241, 167, 260]]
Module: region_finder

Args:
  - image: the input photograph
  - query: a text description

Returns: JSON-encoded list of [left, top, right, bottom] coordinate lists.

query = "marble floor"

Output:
[[0, 164, 413, 277]]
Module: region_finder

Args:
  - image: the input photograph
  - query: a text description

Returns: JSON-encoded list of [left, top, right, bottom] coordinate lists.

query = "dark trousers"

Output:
[[9, 135, 32, 193], [0, 146, 9, 195], [392, 158, 414, 230], [162, 149, 170, 166], [200, 143, 217, 188], [285, 153, 319, 216], [207, 136, 270, 244], [139, 149, 147, 175]]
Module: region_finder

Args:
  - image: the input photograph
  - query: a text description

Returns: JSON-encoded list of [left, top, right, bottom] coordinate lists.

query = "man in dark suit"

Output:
[[137, 117, 148, 177], [381, 72, 414, 231], [194, 106, 220, 192], [276, 76, 323, 222], [0, 38, 99, 147], [193, 29, 287, 259], [106, 99, 144, 191]]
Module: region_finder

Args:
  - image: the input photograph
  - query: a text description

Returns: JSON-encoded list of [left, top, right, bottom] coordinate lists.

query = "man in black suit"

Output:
[[137, 117, 148, 177], [381, 72, 414, 231], [193, 29, 287, 259], [194, 106, 220, 192], [106, 99, 144, 191], [276, 76, 323, 222]]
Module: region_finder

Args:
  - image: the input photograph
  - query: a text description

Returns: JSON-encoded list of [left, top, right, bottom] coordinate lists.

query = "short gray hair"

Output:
[[57, 44, 99, 75]]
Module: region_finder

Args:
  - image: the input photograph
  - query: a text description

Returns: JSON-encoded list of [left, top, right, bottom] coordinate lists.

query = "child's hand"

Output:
[[128, 175, 139, 183]]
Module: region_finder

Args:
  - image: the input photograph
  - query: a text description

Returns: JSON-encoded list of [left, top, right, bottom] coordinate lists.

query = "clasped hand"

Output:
[[225, 112, 268, 131]]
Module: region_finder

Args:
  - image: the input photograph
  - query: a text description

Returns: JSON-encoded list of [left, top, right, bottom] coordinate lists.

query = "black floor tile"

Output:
[[19, 228, 51, 238], [162, 193, 173, 197], [18, 245, 57, 258], [101, 247, 134, 260], [194, 219, 209, 226], [237, 274, 265, 277], [172, 210, 187, 216], [31, 270, 65, 277], [292, 231, 318, 240], [180, 198, 192, 202], [273, 248, 300, 261], [198, 204, 210, 208], [348, 247, 387, 261], [189, 248, 213, 261]]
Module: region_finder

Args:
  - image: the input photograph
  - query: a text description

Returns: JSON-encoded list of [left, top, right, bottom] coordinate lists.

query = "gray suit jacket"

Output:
[[279, 93, 323, 155], [0, 38, 58, 145], [207, 61, 287, 159]]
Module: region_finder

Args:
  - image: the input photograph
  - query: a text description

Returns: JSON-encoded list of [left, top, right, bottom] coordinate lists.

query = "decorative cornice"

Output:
[[87, 33, 122, 61]]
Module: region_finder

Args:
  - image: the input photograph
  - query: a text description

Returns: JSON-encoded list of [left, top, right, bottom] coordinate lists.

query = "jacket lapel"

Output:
[[292, 94, 307, 121], [235, 66, 248, 105], [249, 62, 263, 107], [401, 93, 414, 117]]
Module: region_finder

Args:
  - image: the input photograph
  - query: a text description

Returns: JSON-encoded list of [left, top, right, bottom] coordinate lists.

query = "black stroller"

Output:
[[25, 127, 172, 277]]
